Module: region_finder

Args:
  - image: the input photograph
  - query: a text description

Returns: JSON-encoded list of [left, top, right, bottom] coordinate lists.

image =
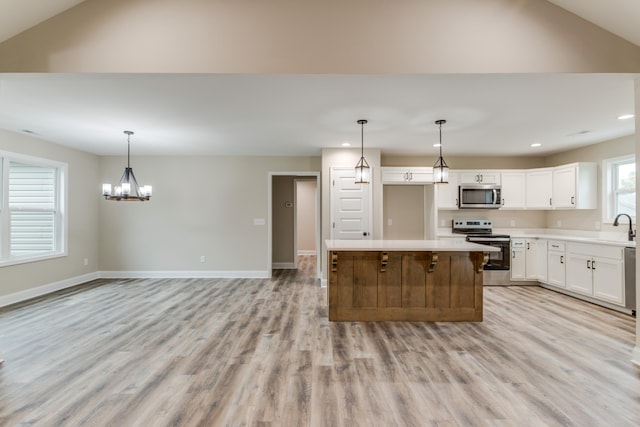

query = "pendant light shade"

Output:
[[102, 131, 152, 201], [355, 119, 370, 184], [433, 119, 449, 184]]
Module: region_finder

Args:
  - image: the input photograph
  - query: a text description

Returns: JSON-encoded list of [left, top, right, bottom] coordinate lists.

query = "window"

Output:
[[602, 154, 636, 223], [0, 152, 67, 266]]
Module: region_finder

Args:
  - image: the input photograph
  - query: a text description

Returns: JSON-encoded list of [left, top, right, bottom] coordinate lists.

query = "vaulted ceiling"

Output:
[[0, 1, 637, 158]]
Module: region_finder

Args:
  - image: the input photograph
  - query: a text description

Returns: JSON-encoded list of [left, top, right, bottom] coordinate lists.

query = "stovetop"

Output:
[[451, 219, 510, 239]]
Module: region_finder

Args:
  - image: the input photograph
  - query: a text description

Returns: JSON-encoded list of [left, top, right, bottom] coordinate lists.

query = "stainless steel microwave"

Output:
[[458, 184, 503, 209]]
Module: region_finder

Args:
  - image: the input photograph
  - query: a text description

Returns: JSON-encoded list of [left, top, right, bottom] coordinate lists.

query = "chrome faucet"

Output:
[[613, 213, 636, 241]]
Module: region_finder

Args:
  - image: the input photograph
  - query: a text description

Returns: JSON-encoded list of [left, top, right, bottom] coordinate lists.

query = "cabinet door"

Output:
[[459, 170, 500, 185], [436, 172, 459, 209], [552, 166, 577, 208], [524, 239, 546, 281], [510, 241, 526, 280], [526, 169, 553, 209], [407, 167, 433, 184], [381, 168, 409, 183], [592, 257, 624, 305], [547, 251, 566, 288], [501, 171, 526, 209], [566, 252, 593, 295]]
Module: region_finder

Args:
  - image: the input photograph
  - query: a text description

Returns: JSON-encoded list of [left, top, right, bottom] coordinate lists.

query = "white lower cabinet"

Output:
[[510, 238, 546, 281], [565, 243, 624, 305], [546, 241, 566, 288], [510, 239, 526, 280]]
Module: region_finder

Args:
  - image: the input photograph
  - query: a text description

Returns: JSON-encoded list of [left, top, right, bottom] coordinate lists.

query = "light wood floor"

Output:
[[1, 256, 639, 426]]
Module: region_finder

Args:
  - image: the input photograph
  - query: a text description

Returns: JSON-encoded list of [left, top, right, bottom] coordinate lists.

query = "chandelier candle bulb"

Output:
[[102, 183, 111, 196], [122, 182, 131, 196]]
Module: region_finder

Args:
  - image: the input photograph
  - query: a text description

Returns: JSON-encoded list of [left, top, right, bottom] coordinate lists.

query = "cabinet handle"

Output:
[[409, 172, 413, 181], [479, 174, 483, 182], [549, 198, 552, 206], [526, 242, 530, 250], [512, 250, 516, 259], [587, 260, 591, 269], [592, 260, 596, 270], [502, 198, 505, 205], [571, 196, 575, 205], [560, 255, 564, 264], [456, 198, 459, 207], [551, 244, 559, 248], [404, 172, 408, 181], [476, 174, 480, 182]]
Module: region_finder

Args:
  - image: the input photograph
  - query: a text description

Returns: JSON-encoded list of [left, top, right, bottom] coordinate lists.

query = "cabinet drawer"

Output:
[[511, 239, 525, 248], [547, 241, 565, 252], [567, 243, 623, 260]]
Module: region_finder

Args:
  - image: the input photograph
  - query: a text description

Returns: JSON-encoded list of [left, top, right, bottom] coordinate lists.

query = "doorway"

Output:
[[268, 172, 320, 279]]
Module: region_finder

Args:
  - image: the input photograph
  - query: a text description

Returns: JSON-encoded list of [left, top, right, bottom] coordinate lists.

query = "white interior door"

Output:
[[331, 167, 372, 240]]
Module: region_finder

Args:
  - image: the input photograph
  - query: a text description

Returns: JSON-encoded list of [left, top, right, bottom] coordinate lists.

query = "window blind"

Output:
[[9, 161, 57, 256]]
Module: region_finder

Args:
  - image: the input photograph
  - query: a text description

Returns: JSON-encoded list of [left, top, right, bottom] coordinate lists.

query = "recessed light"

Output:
[[341, 142, 351, 147], [618, 114, 635, 120], [531, 143, 542, 148], [21, 129, 36, 134]]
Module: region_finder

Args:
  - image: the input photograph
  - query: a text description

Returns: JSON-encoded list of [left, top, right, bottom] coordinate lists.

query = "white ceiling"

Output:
[[0, 73, 635, 157], [0, 1, 637, 158]]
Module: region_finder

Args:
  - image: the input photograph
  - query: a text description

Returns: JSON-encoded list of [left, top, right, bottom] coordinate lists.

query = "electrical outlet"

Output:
[[440, 219, 445, 227], [200, 255, 206, 263], [510, 219, 516, 227], [83, 258, 89, 266], [595, 221, 601, 230], [556, 220, 562, 228], [387, 218, 393, 226]]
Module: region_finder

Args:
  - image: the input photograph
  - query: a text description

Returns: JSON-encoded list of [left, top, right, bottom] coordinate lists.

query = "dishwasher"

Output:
[[624, 247, 636, 315]]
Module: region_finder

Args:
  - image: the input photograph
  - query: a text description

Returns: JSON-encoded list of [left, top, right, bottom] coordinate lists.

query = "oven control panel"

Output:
[[453, 219, 493, 230]]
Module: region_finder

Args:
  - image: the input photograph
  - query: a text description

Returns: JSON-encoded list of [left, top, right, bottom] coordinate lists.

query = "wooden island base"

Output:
[[328, 250, 487, 322]]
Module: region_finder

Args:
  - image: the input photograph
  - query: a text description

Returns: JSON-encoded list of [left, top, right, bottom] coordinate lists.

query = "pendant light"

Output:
[[354, 119, 370, 184], [433, 119, 449, 184], [102, 131, 152, 201]]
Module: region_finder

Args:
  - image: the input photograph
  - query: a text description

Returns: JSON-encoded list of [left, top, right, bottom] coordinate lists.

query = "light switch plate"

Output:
[[254, 218, 266, 226]]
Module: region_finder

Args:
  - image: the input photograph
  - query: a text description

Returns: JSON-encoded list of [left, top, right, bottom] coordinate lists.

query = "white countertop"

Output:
[[437, 228, 636, 248], [325, 239, 500, 252]]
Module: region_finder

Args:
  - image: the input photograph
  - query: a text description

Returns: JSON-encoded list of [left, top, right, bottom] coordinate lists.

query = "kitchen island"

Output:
[[326, 240, 499, 322]]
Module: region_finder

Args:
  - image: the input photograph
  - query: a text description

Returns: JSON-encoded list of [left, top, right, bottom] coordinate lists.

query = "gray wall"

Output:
[[0, 130, 100, 298]]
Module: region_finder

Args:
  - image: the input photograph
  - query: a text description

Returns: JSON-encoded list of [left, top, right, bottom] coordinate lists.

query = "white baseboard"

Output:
[[99, 270, 269, 279], [272, 263, 296, 269], [297, 250, 317, 256], [632, 346, 640, 367], [0, 272, 100, 308]]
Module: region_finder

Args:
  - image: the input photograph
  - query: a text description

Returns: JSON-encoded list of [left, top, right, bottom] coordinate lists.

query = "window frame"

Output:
[[0, 150, 68, 267], [602, 154, 636, 224]]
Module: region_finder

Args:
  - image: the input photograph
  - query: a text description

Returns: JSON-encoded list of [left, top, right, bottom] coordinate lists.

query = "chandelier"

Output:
[[102, 131, 152, 201]]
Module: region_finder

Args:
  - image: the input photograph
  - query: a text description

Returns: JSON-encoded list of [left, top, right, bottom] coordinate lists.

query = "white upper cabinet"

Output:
[[381, 167, 433, 184], [552, 163, 597, 209], [525, 168, 553, 209], [435, 171, 459, 209], [500, 171, 526, 209], [459, 170, 501, 185]]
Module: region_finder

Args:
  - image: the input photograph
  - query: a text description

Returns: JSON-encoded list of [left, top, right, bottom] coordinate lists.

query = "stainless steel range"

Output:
[[452, 219, 510, 270]]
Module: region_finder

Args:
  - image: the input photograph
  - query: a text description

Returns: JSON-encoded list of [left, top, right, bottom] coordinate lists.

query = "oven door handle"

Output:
[[492, 189, 498, 205]]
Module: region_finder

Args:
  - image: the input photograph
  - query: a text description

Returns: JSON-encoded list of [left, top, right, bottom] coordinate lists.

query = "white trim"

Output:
[[297, 250, 317, 256], [272, 263, 296, 269], [321, 278, 328, 288], [99, 270, 269, 279], [601, 154, 635, 224], [632, 346, 640, 367], [0, 272, 99, 308]]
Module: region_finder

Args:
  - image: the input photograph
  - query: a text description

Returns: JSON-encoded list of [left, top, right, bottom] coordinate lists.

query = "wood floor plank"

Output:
[[1, 256, 639, 426]]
